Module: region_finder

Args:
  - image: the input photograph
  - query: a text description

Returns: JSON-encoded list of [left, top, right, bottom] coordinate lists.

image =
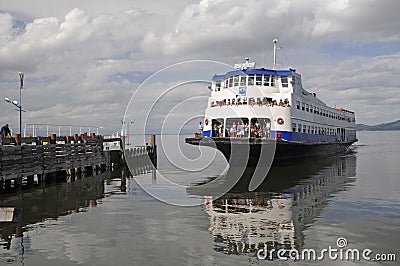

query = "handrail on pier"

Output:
[[24, 123, 103, 137]]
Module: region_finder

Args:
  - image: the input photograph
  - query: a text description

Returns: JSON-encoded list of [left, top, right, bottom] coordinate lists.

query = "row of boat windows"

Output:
[[296, 101, 354, 122], [292, 124, 356, 138], [214, 75, 289, 91], [292, 123, 340, 135], [210, 97, 290, 107]]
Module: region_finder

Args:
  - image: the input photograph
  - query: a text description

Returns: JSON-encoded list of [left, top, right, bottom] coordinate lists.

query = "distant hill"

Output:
[[356, 119, 400, 131]]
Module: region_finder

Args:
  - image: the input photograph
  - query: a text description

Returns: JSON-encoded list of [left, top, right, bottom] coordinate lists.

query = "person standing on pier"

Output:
[[0, 124, 11, 138]]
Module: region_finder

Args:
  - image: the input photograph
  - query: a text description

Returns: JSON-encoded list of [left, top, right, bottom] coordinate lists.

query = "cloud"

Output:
[[0, 0, 399, 134], [141, 0, 400, 57]]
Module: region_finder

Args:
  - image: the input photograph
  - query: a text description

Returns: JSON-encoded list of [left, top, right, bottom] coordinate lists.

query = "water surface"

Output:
[[0, 131, 399, 265]]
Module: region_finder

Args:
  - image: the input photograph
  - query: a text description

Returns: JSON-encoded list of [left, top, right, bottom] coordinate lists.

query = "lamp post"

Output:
[[121, 120, 134, 145], [4, 73, 24, 136], [19, 72, 24, 136], [96, 126, 104, 136]]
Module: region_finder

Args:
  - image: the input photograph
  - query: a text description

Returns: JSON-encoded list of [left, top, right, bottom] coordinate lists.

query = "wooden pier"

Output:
[[0, 134, 105, 192], [0, 134, 157, 193]]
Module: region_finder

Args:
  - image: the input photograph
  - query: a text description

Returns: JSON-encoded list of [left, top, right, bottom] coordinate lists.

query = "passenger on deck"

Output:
[[218, 125, 223, 137], [237, 122, 242, 138], [213, 124, 218, 137]]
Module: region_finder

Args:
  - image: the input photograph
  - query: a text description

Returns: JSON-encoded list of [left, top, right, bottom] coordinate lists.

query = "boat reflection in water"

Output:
[[189, 154, 357, 256]]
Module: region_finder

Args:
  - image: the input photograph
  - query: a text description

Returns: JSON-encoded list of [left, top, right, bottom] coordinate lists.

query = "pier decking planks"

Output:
[[0, 136, 105, 182]]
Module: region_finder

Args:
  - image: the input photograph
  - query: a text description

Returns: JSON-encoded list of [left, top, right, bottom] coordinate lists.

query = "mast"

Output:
[[273, 37, 278, 70]]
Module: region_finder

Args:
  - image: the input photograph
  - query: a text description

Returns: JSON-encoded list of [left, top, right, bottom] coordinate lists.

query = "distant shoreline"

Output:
[[356, 129, 400, 132], [356, 119, 400, 131]]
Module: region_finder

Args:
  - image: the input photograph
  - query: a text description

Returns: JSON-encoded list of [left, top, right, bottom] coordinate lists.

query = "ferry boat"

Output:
[[186, 38, 357, 165]]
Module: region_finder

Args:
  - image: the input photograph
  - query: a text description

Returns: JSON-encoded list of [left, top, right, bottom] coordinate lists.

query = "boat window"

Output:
[[224, 79, 228, 88], [228, 77, 233, 87], [250, 118, 271, 138], [263, 75, 270, 86], [240, 76, 246, 86], [234, 75, 239, 86], [248, 74, 255, 85], [211, 118, 224, 137], [310, 105, 313, 112], [302, 103, 305, 111], [215, 82, 221, 91], [255, 74, 262, 86], [226, 118, 249, 138], [296, 101, 300, 109], [311, 126, 314, 134], [306, 104, 309, 112], [281, 76, 289, 87], [308, 125, 311, 133], [292, 123, 296, 132], [298, 124, 302, 132], [303, 125, 307, 133], [271, 75, 275, 87]]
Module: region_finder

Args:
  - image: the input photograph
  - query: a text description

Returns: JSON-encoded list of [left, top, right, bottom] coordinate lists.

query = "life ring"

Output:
[[205, 118, 209, 125], [277, 117, 284, 125]]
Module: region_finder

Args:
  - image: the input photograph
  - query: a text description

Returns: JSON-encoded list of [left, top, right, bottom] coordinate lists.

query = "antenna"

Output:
[[273, 37, 278, 70]]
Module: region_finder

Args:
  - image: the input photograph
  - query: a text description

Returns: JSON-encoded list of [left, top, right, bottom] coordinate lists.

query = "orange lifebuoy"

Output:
[[205, 118, 209, 125], [277, 117, 284, 125]]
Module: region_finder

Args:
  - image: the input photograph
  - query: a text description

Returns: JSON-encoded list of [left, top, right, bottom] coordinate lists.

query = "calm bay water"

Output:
[[0, 131, 399, 265]]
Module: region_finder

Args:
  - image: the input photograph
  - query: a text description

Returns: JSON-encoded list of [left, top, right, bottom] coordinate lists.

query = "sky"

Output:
[[0, 0, 399, 136]]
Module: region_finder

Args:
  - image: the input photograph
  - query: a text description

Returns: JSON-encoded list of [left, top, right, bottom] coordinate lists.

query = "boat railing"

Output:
[[210, 99, 290, 108]]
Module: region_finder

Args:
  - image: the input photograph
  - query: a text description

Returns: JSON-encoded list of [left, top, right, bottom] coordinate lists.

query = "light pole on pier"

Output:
[[121, 120, 134, 145], [18, 72, 24, 136], [4, 72, 24, 135]]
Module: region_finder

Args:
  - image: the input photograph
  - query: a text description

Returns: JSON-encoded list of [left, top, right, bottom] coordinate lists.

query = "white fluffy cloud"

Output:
[[0, 0, 399, 135]]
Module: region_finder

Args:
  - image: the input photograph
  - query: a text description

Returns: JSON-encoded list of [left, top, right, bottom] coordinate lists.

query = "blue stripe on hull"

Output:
[[271, 131, 356, 143]]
